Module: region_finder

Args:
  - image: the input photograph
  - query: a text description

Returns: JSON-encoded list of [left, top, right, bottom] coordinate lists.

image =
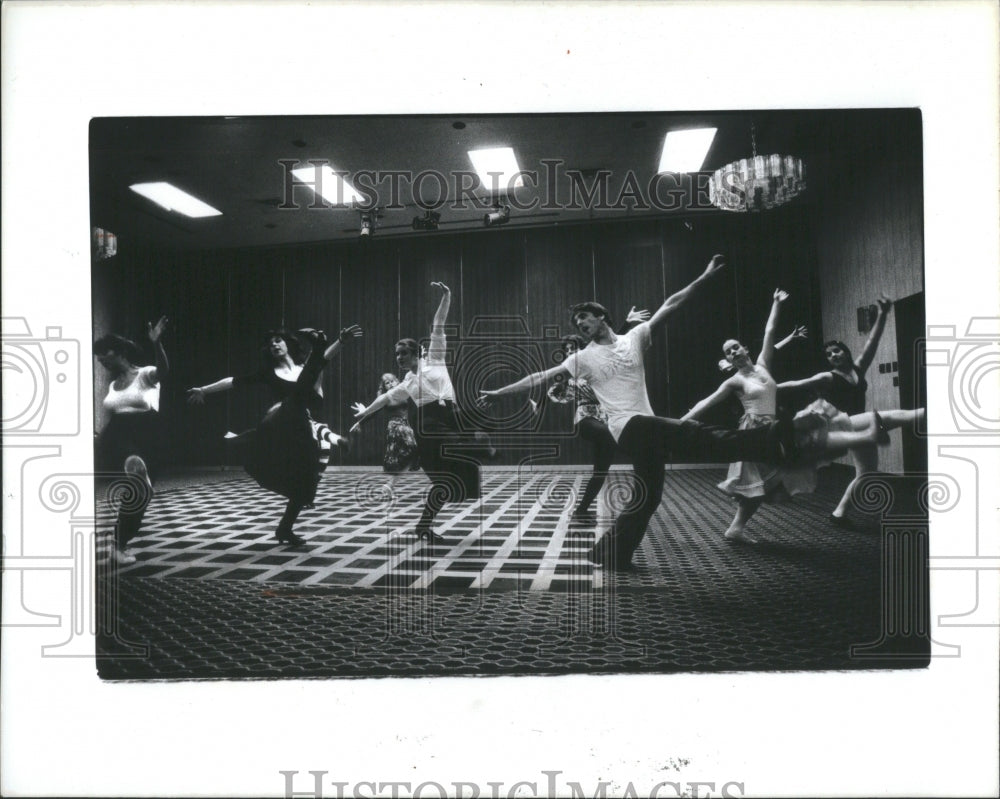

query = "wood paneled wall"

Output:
[[93, 205, 873, 469], [813, 110, 925, 472]]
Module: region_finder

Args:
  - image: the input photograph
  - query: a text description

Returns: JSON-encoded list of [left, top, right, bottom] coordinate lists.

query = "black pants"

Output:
[[95, 411, 160, 548], [576, 416, 617, 512], [604, 415, 779, 563], [413, 402, 482, 529]]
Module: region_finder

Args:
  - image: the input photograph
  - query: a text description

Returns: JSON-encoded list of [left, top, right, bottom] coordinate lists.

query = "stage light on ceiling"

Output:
[[412, 210, 441, 231], [658, 127, 717, 173], [129, 182, 222, 218], [359, 209, 378, 238], [468, 147, 523, 193], [483, 204, 510, 227]]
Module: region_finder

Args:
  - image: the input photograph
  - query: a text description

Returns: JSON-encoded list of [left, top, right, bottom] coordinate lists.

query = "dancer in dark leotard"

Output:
[[777, 295, 924, 528], [188, 326, 361, 545]]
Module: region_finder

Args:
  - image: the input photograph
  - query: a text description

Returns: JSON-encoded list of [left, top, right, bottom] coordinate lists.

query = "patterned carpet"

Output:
[[95, 467, 930, 679]]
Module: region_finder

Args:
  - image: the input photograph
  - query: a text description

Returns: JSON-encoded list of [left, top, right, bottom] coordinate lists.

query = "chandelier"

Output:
[[708, 123, 806, 212]]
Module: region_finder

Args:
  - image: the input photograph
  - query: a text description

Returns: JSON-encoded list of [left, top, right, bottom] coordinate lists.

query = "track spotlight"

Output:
[[483, 204, 510, 227], [412, 210, 441, 231], [359, 209, 379, 238]]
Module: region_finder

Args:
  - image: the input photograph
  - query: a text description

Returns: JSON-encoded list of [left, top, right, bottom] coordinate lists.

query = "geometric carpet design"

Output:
[[96, 467, 931, 679]]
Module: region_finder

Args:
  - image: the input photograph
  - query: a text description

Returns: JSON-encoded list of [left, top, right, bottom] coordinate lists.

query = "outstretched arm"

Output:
[[478, 363, 570, 405], [648, 254, 726, 332], [147, 316, 169, 382], [777, 371, 834, 393], [681, 379, 736, 421], [758, 289, 788, 370], [856, 294, 892, 374], [187, 376, 234, 405], [351, 391, 396, 432], [775, 325, 808, 351]]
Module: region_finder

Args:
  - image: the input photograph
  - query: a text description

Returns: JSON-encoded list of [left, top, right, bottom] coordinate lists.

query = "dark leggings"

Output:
[[96, 411, 160, 548], [576, 416, 617, 512], [413, 403, 482, 530], [607, 415, 778, 562]]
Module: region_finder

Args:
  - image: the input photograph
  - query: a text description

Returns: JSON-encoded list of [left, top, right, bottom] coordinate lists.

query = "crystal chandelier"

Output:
[[708, 123, 806, 212]]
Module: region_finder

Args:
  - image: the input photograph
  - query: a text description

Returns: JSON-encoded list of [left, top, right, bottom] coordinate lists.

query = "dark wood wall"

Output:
[[93, 208, 829, 469], [813, 110, 924, 472]]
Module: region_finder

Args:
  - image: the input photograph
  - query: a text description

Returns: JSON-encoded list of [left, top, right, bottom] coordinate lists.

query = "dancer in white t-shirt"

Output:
[[480, 255, 883, 571], [94, 316, 168, 565]]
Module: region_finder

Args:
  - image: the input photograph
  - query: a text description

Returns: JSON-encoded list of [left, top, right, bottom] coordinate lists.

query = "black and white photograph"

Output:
[[90, 109, 930, 679], [3, 2, 998, 798]]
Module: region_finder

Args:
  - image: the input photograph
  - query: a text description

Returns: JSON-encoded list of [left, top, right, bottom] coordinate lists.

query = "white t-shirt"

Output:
[[103, 365, 160, 414], [383, 331, 456, 408], [561, 322, 653, 441]]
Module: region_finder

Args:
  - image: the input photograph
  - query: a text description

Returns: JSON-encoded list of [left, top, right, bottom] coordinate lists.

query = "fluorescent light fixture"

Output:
[[290, 165, 363, 206], [129, 182, 222, 217], [468, 147, 524, 193], [658, 128, 717, 173]]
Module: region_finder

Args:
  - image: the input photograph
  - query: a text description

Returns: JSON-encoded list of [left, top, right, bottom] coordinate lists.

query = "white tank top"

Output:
[[103, 366, 160, 414], [736, 366, 777, 417]]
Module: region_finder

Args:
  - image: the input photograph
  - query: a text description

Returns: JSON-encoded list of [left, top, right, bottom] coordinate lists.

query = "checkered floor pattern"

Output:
[[96, 467, 930, 679]]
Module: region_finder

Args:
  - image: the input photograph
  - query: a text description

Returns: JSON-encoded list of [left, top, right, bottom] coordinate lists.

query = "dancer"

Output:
[[190, 326, 361, 545], [187, 328, 324, 416], [682, 290, 816, 543], [352, 281, 486, 545], [546, 305, 650, 519], [351, 373, 420, 473], [480, 255, 885, 570], [776, 295, 924, 528], [94, 316, 169, 565]]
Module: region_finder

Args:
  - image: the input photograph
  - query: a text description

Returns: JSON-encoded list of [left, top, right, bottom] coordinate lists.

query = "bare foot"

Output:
[[724, 527, 759, 545]]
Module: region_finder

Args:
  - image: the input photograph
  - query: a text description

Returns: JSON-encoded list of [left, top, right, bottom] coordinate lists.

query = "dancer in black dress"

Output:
[[189, 325, 361, 545], [776, 295, 924, 527], [352, 282, 487, 545], [94, 315, 169, 564]]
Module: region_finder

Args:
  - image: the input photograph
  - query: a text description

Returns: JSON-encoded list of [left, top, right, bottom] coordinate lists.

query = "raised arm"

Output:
[[757, 289, 788, 370], [430, 281, 451, 334], [681, 378, 737, 422], [616, 306, 650, 334], [321, 325, 363, 362], [147, 315, 169, 382], [775, 325, 808, 351], [478, 362, 570, 405], [856, 294, 892, 374], [648, 254, 726, 332]]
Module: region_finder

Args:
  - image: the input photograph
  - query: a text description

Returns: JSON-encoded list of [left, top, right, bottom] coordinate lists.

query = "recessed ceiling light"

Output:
[[658, 128, 717, 173], [129, 182, 222, 217], [290, 164, 362, 206], [468, 146, 523, 193]]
